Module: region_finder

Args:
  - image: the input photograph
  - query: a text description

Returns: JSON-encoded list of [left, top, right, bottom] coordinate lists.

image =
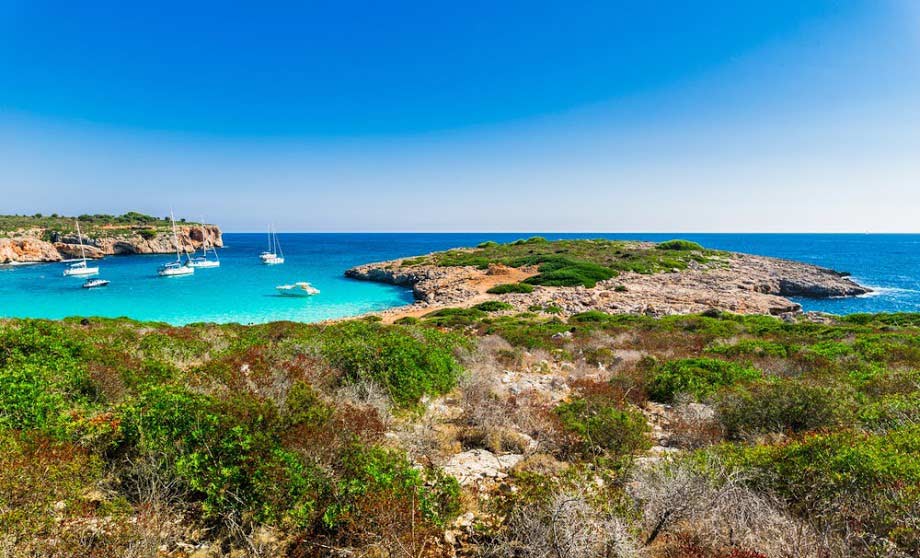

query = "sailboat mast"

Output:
[[170, 210, 181, 262], [75, 219, 87, 263]]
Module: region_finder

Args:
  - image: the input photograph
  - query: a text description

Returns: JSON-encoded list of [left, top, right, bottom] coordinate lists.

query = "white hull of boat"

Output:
[[263, 257, 285, 265], [158, 266, 195, 277], [82, 279, 110, 289], [276, 282, 320, 297], [64, 266, 99, 277], [188, 260, 220, 268]]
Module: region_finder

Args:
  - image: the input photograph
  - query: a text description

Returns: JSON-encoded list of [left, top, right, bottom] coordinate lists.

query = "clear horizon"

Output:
[[3, 1, 919, 232]]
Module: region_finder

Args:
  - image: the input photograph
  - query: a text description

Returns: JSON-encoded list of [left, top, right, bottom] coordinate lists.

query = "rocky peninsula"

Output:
[[0, 212, 222, 264], [346, 238, 870, 319]]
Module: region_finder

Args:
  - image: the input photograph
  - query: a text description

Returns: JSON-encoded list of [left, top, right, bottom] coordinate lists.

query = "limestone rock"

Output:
[[346, 246, 870, 319], [442, 449, 524, 486], [0, 225, 223, 263]]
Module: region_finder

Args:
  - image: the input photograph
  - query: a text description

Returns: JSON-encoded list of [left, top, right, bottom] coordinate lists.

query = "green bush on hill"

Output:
[[319, 321, 467, 408], [555, 396, 650, 458], [486, 282, 534, 294], [714, 379, 855, 438], [473, 300, 513, 312], [656, 239, 704, 251], [519, 256, 615, 288], [715, 427, 920, 554], [648, 357, 761, 402]]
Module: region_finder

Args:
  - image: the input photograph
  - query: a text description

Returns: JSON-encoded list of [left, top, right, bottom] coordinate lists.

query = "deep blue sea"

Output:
[[1, 233, 919, 324]]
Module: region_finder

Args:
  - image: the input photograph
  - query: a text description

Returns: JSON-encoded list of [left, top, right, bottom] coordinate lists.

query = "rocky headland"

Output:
[[0, 222, 222, 264], [346, 240, 870, 320]]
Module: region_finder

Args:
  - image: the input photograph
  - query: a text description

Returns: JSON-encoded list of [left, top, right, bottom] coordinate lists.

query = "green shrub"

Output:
[[486, 282, 534, 294], [476, 240, 499, 248], [705, 338, 789, 358], [0, 320, 95, 435], [716, 427, 920, 554], [326, 444, 460, 530], [320, 321, 466, 408], [393, 316, 419, 325], [421, 307, 486, 327], [121, 385, 313, 521], [522, 257, 615, 288], [715, 380, 854, 438], [805, 340, 855, 360], [555, 397, 650, 458], [859, 392, 920, 430], [473, 300, 513, 312], [138, 229, 157, 240], [648, 358, 760, 402], [656, 239, 704, 251], [569, 311, 651, 328], [480, 315, 571, 349]]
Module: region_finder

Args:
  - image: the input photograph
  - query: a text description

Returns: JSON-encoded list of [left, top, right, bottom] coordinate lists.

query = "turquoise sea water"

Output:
[[2, 233, 919, 324]]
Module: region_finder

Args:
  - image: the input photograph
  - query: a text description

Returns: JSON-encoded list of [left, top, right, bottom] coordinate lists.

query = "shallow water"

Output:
[[2, 233, 919, 324]]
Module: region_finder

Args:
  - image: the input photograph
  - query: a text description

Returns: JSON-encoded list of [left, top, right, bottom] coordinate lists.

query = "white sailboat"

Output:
[[188, 220, 220, 268], [261, 225, 284, 265], [63, 219, 99, 277], [158, 211, 195, 277]]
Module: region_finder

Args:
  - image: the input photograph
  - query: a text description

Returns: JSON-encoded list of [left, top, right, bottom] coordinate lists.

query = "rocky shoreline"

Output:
[[346, 246, 871, 319], [0, 225, 222, 264]]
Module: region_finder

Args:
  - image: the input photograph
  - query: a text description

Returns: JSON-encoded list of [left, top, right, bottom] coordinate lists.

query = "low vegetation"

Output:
[[0, 212, 203, 238], [2, 308, 920, 556], [403, 238, 723, 287]]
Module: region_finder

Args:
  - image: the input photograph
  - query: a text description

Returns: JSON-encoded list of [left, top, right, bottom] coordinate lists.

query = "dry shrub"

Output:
[[457, 368, 559, 454], [397, 416, 461, 465], [481, 490, 639, 558], [668, 395, 722, 449], [335, 378, 393, 428], [608, 359, 653, 406], [661, 534, 767, 558], [119, 448, 190, 557], [629, 455, 831, 558]]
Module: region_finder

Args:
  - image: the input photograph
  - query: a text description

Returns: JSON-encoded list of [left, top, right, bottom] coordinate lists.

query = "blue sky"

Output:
[[2, 1, 919, 231]]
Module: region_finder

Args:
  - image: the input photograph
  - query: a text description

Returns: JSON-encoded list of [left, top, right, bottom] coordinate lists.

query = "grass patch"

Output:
[[473, 300, 513, 312], [487, 282, 535, 294], [656, 239, 704, 251]]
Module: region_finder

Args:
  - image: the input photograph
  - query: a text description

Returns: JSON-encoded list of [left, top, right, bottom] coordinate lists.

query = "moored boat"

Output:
[[82, 278, 110, 289], [157, 210, 195, 277], [276, 282, 319, 296], [63, 219, 100, 276], [261, 225, 285, 265], [188, 220, 220, 268]]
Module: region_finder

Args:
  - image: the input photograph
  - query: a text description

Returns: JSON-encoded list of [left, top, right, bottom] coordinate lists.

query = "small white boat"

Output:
[[158, 210, 195, 277], [276, 282, 320, 297], [82, 278, 110, 289], [63, 219, 99, 277], [188, 221, 220, 268], [260, 225, 285, 265], [158, 261, 195, 277], [64, 260, 99, 277], [188, 257, 220, 268]]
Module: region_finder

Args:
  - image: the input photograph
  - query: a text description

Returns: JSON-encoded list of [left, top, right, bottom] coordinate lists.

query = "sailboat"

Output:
[[261, 225, 285, 265], [63, 219, 100, 277], [157, 211, 195, 277], [188, 221, 220, 268]]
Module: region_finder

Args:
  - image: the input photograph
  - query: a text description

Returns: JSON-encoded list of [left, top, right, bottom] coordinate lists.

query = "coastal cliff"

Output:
[[346, 239, 870, 319], [0, 213, 222, 263]]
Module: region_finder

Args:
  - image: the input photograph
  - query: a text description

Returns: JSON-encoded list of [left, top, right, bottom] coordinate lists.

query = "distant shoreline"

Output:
[[345, 239, 870, 323]]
